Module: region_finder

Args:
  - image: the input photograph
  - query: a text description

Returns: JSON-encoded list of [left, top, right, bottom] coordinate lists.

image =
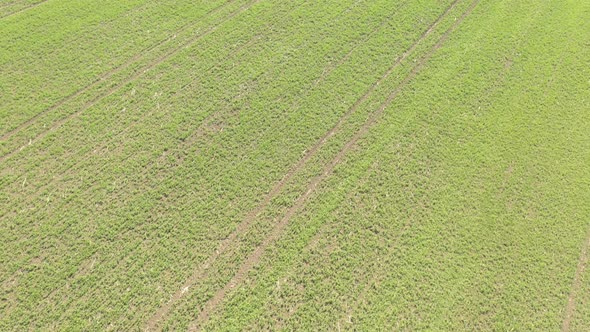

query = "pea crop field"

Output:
[[1, 0, 589, 330]]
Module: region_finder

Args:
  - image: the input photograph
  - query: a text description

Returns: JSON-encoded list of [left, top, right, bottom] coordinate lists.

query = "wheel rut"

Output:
[[0, 0, 47, 19], [562, 228, 590, 332], [0, 0, 254, 162], [186, 0, 478, 330], [143, 2, 414, 330]]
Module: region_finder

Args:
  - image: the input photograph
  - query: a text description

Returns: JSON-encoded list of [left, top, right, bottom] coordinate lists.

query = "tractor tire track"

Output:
[[0, 0, 243, 146], [1, 0, 237, 141], [3, 0, 393, 298], [13, 1, 295, 299], [0, 0, 350, 223], [143, 3, 409, 330], [0, 1, 150, 62], [0, 0, 351, 191], [0, 33, 263, 221], [338, 2, 537, 325], [1, 1, 368, 272], [0, 0, 47, 19], [0, 0, 317, 206], [188, 0, 478, 329], [4, 0, 368, 321], [562, 228, 590, 332], [4, 0, 376, 236], [1, 0, 236, 141], [154, 0, 460, 328]]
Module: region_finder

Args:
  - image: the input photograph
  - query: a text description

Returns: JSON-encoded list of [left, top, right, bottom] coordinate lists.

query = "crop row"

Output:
[[0, 0, 239, 147], [1, 0, 461, 329], [1, 0, 448, 328], [3, 0, 589, 330], [192, 0, 590, 330]]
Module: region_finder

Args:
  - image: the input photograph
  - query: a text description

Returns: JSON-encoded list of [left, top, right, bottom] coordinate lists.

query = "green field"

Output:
[[1, 0, 589, 330]]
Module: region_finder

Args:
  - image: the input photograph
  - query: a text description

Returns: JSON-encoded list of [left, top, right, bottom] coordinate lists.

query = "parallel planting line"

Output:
[[338, 8, 537, 327], [0, 0, 356, 194], [0, 0, 369, 201], [6, 1, 306, 298], [50, 241, 149, 327], [1, 0, 369, 256], [188, 0, 478, 329], [0, 0, 262, 288], [263, 161, 379, 331], [0, 1, 301, 204], [312, 0, 396, 86], [0, 0, 47, 19], [143, 3, 410, 330], [337, 186, 421, 328], [0, 0, 259, 163], [33, 241, 144, 327], [5, 0, 371, 228], [3, 0, 363, 223], [0, 0, 238, 142], [6, 2, 414, 306], [152, 0, 460, 328], [154, 1, 457, 329], [0, 31, 264, 220], [562, 228, 590, 332], [0, 1, 158, 186], [1, 0, 154, 87], [10, 0, 362, 317]]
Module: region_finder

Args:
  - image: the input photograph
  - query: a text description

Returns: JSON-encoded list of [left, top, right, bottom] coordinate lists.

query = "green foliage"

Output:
[[1, 0, 589, 330]]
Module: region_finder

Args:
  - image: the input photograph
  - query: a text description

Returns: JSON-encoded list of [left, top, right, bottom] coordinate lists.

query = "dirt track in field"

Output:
[[0, 0, 48, 20], [0, 0, 254, 162], [185, 0, 479, 330], [142, 2, 432, 329], [562, 229, 590, 332]]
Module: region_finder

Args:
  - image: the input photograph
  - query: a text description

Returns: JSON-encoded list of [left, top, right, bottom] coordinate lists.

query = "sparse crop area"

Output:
[[1, 0, 589, 330]]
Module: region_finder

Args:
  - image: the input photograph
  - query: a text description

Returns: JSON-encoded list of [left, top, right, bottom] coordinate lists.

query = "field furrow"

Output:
[[0, 0, 237, 142], [0, 0, 46, 19], [1, 0, 588, 330]]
